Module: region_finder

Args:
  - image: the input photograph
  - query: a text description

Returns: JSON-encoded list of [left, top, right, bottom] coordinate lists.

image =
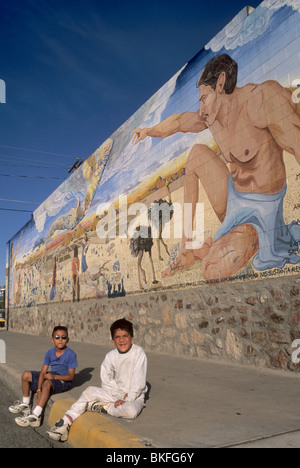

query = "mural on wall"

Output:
[[6, 0, 300, 307]]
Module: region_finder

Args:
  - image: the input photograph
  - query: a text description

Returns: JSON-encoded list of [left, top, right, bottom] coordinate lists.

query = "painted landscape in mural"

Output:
[[6, 0, 300, 307]]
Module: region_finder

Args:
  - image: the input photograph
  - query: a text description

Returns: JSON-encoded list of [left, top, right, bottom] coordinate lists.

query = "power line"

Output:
[[0, 163, 69, 170], [0, 174, 66, 180], [0, 144, 76, 159], [0, 154, 70, 167], [0, 207, 33, 213], [0, 198, 39, 205]]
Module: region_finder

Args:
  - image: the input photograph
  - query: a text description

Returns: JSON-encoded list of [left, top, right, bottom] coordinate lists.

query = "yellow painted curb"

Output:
[[48, 399, 145, 449]]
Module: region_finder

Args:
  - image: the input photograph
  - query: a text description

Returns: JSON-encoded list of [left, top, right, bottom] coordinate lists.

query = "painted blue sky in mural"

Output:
[[2, 0, 300, 284]]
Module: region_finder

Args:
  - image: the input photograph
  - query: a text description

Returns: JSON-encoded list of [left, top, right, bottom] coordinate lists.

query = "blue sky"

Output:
[[0, 0, 263, 286]]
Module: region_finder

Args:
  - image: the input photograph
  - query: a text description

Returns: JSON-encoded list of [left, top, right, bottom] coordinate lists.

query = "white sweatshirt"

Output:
[[100, 344, 148, 403]]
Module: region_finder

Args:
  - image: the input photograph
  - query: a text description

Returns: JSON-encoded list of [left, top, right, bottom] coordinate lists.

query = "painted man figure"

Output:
[[132, 54, 300, 282]]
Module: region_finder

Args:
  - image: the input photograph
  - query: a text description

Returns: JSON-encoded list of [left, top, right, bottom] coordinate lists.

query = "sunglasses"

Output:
[[53, 335, 68, 340]]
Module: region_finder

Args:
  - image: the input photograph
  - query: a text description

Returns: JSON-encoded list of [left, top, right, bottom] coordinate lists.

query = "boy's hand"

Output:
[[45, 373, 55, 380], [114, 394, 128, 408], [114, 400, 125, 408]]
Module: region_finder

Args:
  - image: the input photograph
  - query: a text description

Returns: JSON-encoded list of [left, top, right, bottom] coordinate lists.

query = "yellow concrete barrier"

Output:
[[48, 399, 145, 449]]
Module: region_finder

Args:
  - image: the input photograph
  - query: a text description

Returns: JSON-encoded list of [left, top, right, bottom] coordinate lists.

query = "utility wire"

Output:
[[0, 198, 39, 205], [0, 163, 69, 170], [0, 144, 76, 159], [0, 174, 66, 180], [0, 154, 71, 167], [0, 207, 33, 213]]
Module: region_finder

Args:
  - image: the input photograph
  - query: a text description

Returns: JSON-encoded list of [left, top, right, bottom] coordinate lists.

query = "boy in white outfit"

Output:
[[47, 318, 147, 442]]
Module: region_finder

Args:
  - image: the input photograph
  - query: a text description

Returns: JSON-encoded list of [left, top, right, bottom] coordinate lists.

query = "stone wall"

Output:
[[8, 275, 300, 372]]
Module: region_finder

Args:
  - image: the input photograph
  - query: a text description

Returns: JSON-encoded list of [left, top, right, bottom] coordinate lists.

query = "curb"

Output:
[[48, 399, 145, 449], [0, 363, 146, 449]]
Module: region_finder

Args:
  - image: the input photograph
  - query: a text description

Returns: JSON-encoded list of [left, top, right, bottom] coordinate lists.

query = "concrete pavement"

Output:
[[1, 330, 300, 448], [0, 377, 70, 449]]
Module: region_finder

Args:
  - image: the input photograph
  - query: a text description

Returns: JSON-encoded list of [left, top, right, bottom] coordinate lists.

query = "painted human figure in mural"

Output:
[[72, 246, 80, 302], [132, 54, 300, 282], [50, 257, 57, 301], [9, 232, 23, 305], [81, 234, 89, 283]]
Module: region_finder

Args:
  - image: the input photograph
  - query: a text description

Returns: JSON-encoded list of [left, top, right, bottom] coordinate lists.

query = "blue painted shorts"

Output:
[[30, 371, 72, 395]]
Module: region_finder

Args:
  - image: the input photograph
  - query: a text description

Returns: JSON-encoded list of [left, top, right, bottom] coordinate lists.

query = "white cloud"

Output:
[[205, 1, 300, 52], [264, 0, 300, 12], [33, 190, 70, 233]]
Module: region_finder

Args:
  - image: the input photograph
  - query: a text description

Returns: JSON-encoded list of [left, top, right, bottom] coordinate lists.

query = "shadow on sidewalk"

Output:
[[72, 368, 95, 389]]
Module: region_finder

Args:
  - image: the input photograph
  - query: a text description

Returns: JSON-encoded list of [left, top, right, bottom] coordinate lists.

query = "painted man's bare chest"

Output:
[[212, 112, 263, 164]]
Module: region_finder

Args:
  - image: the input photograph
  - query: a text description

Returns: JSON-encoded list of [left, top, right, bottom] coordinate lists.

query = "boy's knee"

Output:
[[22, 371, 32, 382], [81, 386, 99, 401], [82, 386, 95, 396], [122, 404, 140, 420], [42, 379, 53, 391]]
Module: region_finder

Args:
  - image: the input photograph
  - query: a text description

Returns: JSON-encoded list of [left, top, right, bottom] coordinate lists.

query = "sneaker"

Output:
[[9, 401, 31, 415], [46, 419, 70, 442], [15, 414, 41, 428], [87, 400, 108, 414]]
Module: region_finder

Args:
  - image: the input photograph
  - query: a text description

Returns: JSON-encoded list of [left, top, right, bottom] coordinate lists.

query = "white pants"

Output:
[[66, 386, 145, 422]]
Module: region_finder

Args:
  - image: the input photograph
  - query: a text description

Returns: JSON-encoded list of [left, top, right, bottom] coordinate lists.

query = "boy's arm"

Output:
[[100, 355, 122, 398], [126, 350, 148, 403], [45, 368, 75, 382], [37, 364, 49, 392]]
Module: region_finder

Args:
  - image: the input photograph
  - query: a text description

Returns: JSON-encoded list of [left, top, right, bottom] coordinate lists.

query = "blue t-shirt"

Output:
[[43, 347, 78, 376]]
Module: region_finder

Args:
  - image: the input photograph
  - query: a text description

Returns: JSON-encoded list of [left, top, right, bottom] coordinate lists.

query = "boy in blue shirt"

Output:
[[9, 326, 78, 428]]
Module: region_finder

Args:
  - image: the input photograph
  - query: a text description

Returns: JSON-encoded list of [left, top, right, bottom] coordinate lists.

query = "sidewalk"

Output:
[[1, 330, 300, 448]]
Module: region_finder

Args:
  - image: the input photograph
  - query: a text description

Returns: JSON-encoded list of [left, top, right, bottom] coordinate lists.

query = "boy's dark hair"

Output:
[[197, 54, 238, 95], [110, 318, 134, 339], [52, 326, 68, 337]]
